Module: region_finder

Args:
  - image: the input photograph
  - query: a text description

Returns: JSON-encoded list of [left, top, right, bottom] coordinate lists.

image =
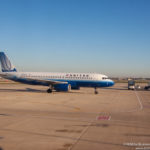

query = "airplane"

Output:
[[0, 52, 114, 94]]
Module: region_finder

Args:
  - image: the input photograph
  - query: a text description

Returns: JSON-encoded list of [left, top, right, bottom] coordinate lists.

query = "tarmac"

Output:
[[0, 83, 150, 150]]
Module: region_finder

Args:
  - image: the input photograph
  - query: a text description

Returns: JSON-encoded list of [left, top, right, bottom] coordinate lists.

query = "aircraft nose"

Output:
[[108, 80, 115, 86]]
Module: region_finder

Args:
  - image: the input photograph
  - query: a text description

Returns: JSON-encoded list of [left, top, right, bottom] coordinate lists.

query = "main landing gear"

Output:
[[47, 85, 53, 93], [47, 88, 52, 93], [94, 87, 98, 94]]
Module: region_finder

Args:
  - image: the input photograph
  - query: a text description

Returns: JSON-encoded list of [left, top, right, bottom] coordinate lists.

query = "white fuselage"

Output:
[[1, 72, 114, 88]]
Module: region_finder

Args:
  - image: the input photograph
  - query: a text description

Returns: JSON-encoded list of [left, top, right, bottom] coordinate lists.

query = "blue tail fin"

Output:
[[0, 52, 17, 72]]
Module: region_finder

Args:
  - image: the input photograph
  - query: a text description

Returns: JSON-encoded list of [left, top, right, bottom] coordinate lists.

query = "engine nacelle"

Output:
[[54, 84, 71, 92]]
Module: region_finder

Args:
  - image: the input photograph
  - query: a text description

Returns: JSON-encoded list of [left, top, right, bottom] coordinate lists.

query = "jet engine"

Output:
[[54, 84, 71, 92]]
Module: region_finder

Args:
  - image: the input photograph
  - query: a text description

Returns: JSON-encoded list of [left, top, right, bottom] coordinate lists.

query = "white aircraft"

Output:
[[0, 52, 114, 94]]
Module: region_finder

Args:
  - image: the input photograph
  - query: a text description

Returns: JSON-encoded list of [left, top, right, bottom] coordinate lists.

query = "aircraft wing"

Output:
[[23, 77, 68, 85], [0, 73, 68, 85]]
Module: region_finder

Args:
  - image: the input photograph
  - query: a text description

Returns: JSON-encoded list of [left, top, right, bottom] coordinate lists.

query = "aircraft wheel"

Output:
[[94, 87, 98, 94], [95, 91, 98, 94], [47, 89, 52, 93]]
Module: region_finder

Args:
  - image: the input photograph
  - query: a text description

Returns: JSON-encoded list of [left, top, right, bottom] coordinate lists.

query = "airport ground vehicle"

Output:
[[128, 80, 135, 90], [135, 85, 141, 90], [144, 82, 150, 90]]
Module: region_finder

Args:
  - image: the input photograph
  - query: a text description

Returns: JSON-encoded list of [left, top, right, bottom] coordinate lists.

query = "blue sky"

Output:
[[0, 0, 150, 77]]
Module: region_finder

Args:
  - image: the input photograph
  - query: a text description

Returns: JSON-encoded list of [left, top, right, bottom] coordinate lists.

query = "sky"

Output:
[[0, 0, 150, 77]]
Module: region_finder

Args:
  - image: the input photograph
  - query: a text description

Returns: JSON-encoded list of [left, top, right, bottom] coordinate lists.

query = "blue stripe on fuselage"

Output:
[[46, 79, 112, 87], [6, 75, 114, 87]]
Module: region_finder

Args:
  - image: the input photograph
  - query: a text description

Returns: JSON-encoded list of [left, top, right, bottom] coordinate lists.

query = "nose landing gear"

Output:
[[47, 85, 53, 93], [94, 87, 98, 94]]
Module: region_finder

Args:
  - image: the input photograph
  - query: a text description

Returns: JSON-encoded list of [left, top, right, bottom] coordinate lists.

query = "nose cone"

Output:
[[108, 80, 115, 87]]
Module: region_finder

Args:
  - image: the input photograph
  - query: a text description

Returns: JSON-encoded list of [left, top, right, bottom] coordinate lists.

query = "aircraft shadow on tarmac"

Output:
[[1, 87, 146, 93], [0, 114, 11, 116], [0, 88, 83, 94], [0, 88, 45, 93], [103, 87, 128, 90]]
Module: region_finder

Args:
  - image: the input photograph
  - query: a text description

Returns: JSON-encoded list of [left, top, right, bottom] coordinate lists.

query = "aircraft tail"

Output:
[[0, 52, 17, 72]]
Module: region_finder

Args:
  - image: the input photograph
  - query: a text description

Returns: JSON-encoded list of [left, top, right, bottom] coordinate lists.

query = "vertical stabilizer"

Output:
[[0, 52, 17, 72]]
